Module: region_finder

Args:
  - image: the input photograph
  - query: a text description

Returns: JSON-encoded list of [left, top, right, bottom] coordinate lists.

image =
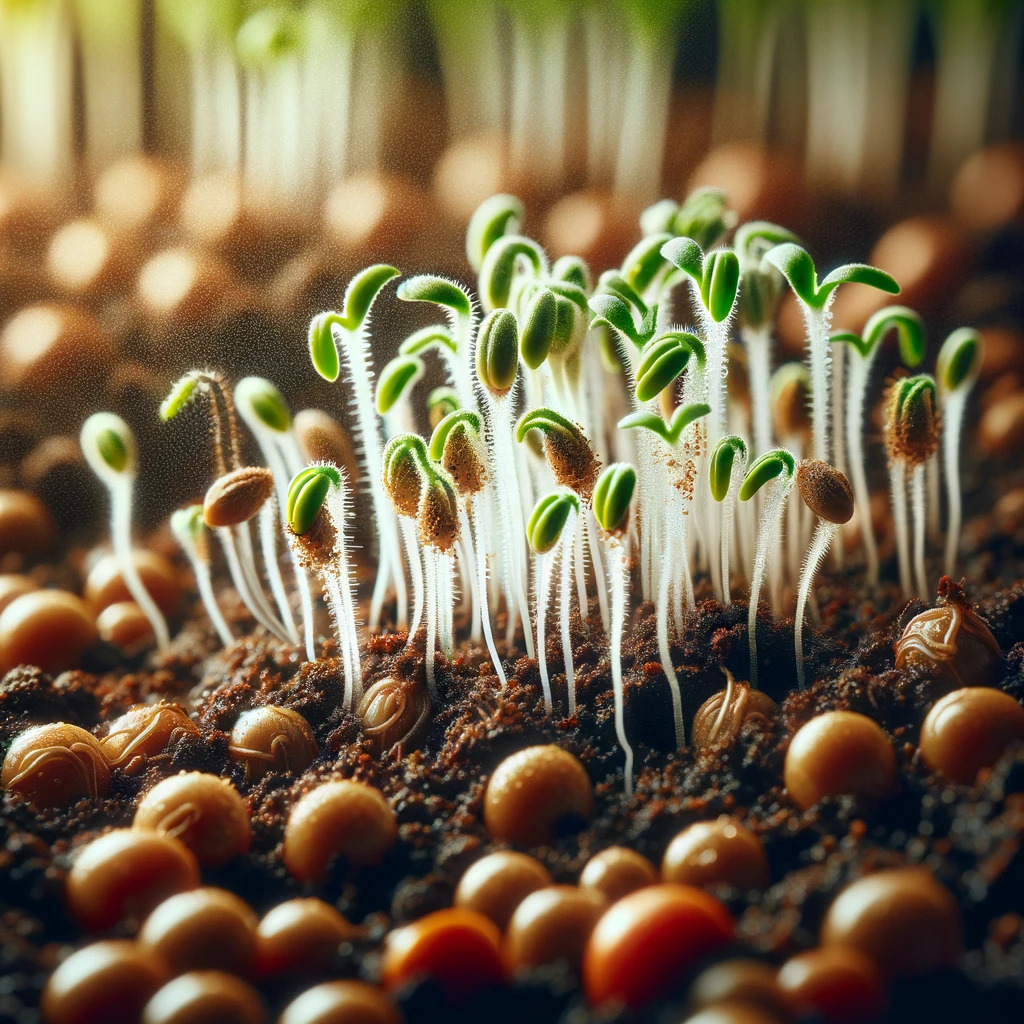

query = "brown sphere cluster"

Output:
[[579, 846, 658, 903], [1, 722, 110, 807], [662, 818, 771, 892], [255, 898, 360, 977], [454, 851, 553, 930], [101, 703, 198, 776], [229, 705, 318, 782], [505, 885, 607, 976]]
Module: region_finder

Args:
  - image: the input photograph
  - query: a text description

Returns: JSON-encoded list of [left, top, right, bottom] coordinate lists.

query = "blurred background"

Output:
[[0, 0, 1023, 531]]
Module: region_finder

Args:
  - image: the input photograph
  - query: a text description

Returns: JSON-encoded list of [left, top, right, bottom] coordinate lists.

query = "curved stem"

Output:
[[606, 541, 636, 796], [795, 520, 838, 690], [400, 517, 424, 642], [184, 544, 233, 647]]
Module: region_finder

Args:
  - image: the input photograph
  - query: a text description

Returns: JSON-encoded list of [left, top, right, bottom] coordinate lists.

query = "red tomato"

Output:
[[583, 884, 734, 1008]]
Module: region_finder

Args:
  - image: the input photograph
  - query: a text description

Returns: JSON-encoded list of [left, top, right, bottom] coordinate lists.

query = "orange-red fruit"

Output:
[[583, 884, 735, 1008], [579, 846, 658, 903], [0, 590, 97, 674], [66, 829, 199, 932], [101, 703, 199, 777], [1, 722, 110, 807], [279, 980, 402, 1024], [255, 898, 360, 977], [454, 851, 553, 930], [778, 945, 887, 1023], [139, 888, 258, 976], [661, 817, 770, 891], [505, 885, 607, 976], [381, 908, 504, 1001], [784, 711, 897, 810], [41, 940, 170, 1024], [919, 687, 1024, 784], [134, 772, 251, 867], [141, 970, 266, 1024], [821, 868, 962, 977], [483, 745, 594, 846], [283, 780, 397, 883]]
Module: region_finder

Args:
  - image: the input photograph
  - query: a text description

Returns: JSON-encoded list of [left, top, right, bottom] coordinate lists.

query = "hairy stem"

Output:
[[942, 390, 967, 577], [889, 460, 912, 597], [795, 520, 838, 690], [606, 541, 636, 796]]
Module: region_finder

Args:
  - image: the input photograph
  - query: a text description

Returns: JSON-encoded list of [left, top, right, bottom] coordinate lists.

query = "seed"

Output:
[[141, 970, 266, 1024], [684, 1004, 788, 1024], [771, 364, 812, 440], [691, 673, 776, 752], [796, 460, 854, 524], [137, 246, 235, 328], [919, 687, 1024, 785], [439, 423, 487, 496], [381, 908, 504, 1002], [41, 940, 170, 1024], [229, 705, 318, 783], [542, 428, 601, 502], [784, 711, 897, 810], [382, 447, 423, 518], [255, 898, 360, 977], [777, 945, 887, 1023], [661, 817, 770, 891], [418, 476, 460, 551], [279, 980, 401, 1024], [579, 847, 658, 904], [357, 676, 431, 758], [821, 868, 962, 977], [1, 722, 110, 807], [84, 549, 181, 617], [0, 589, 97, 674], [203, 467, 275, 528], [0, 488, 56, 555], [484, 745, 594, 846], [97, 601, 155, 653], [583, 884, 734, 1008], [454, 851, 553, 930], [47, 217, 137, 297], [978, 391, 1024, 457], [283, 780, 397, 884], [139, 888, 258, 976], [134, 772, 251, 868], [66, 829, 199, 932], [505, 885, 607, 976], [101, 703, 198, 777], [895, 602, 1002, 689], [294, 409, 360, 484], [0, 573, 38, 614], [689, 959, 788, 1017]]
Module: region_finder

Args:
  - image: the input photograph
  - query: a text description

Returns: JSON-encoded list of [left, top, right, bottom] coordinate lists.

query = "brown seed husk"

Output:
[[796, 459, 854, 524], [385, 455, 423, 518], [442, 427, 486, 496], [419, 482, 460, 552], [887, 381, 940, 466], [203, 466, 274, 527], [543, 428, 600, 502]]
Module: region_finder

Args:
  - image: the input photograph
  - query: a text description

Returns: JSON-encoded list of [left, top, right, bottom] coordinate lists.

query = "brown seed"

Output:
[[1, 722, 110, 807], [283, 780, 397, 884], [0, 590, 97, 674], [505, 885, 607, 976], [887, 378, 940, 466], [978, 391, 1024, 457], [771, 365, 812, 440], [689, 959, 787, 1017], [140, 887, 258, 976], [294, 409, 360, 485], [255, 898, 360, 977], [784, 711, 897, 810], [543, 429, 601, 503], [778, 945, 887, 1023], [418, 479, 460, 552], [0, 573, 38, 614], [141, 971, 266, 1024], [455, 851, 554, 930], [484, 745, 594, 846], [0, 488, 56, 556], [134, 772, 252, 868], [662, 817, 770, 892], [84, 549, 181, 618], [47, 218, 138, 297], [137, 246, 237, 328], [101, 703, 198, 777], [41, 940, 170, 1024], [229, 705, 318, 783], [579, 847, 658, 904], [97, 601, 155, 653], [821, 868, 962, 977], [919, 687, 1024, 785], [796, 460, 854, 525], [0, 303, 114, 394], [357, 676, 431, 758], [383, 451, 424, 519], [203, 467, 274, 528], [66, 829, 200, 932], [691, 672, 777, 752], [279, 980, 402, 1024], [895, 601, 1002, 689], [440, 425, 487, 497]]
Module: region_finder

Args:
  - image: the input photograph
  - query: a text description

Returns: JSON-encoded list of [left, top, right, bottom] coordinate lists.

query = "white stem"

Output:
[[795, 520, 838, 690], [831, 341, 846, 570], [845, 355, 880, 589], [800, 303, 833, 464], [324, 573, 354, 708], [439, 552, 455, 659], [424, 546, 438, 700], [743, 327, 774, 457], [911, 463, 929, 601], [235, 521, 290, 640], [889, 460, 912, 597], [324, 485, 362, 706], [217, 527, 281, 637], [607, 541, 636, 796], [584, 511, 610, 631], [399, 517, 425, 640], [184, 545, 233, 647], [656, 543, 685, 749], [472, 502, 507, 687], [748, 480, 791, 688], [943, 390, 967, 577], [535, 551, 555, 716], [258, 500, 299, 645], [560, 520, 577, 716]]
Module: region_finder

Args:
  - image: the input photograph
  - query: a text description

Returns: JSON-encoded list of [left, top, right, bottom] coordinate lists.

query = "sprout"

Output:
[[376, 356, 425, 417], [634, 332, 697, 404], [427, 387, 460, 430], [709, 435, 749, 607], [937, 328, 983, 578], [527, 489, 581, 716], [170, 505, 233, 648], [793, 460, 855, 690], [478, 234, 548, 313], [286, 464, 361, 708], [886, 375, 940, 599], [466, 194, 525, 273], [833, 306, 926, 589], [80, 412, 170, 651], [763, 243, 900, 467], [593, 463, 637, 795], [619, 401, 712, 448], [641, 187, 735, 249], [309, 264, 408, 632], [739, 448, 796, 687]]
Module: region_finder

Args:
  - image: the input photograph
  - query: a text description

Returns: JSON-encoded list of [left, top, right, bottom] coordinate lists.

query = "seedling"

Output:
[[376, 355, 425, 417], [80, 412, 170, 651], [427, 387, 460, 429], [169, 505, 233, 647], [710, 435, 749, 607], [937, 328, 983, 577]]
